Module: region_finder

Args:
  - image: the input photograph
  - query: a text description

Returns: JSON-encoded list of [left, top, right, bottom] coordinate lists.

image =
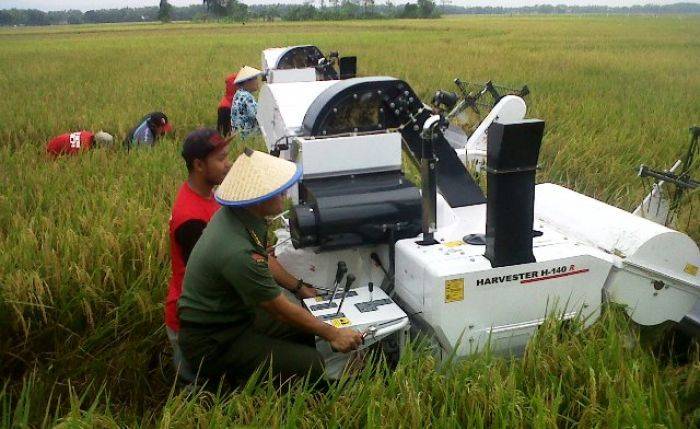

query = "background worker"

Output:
[[165, 128, 232, 380], [124, 111, 173, 149], [178, 149, 363, 384], [46, 130, 114, 156], [217, 73, 238, 136], [230, 66, 263, 139]]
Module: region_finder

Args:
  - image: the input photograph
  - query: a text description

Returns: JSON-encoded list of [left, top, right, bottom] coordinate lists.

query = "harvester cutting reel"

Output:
[[432, 79, 530, 121], [635, 126, 699, 227], [431, 79, 530, 173]]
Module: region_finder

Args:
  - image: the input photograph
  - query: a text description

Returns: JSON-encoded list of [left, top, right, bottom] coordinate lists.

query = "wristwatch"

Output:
[[293, 278, 305, 293]]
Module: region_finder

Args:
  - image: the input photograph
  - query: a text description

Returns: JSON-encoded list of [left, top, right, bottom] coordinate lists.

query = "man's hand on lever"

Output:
[[295, 283, 317, 299], [328, 328, 363, 353], [259, 294, 363, 353]]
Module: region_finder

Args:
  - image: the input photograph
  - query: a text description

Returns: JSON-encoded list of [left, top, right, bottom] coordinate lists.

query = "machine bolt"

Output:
[[333, 108, 338, 113], [468, 325, 474, 329], [395, 110, 400, 115], [653, 292, 658, 297], [377, 90, 382, 95], [353, 93, 358, 99], [413, 125, 420, 131], [652, 280, 664, 290], [390, 103, 396, 108]]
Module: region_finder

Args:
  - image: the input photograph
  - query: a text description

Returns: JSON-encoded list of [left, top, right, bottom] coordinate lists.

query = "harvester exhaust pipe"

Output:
[[485, 119, 545, 267]]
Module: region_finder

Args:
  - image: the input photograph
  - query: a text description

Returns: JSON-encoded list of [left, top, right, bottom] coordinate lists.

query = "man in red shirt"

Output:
[[166, 128, 232, 380], [217, 73, 238, 136], [46, 130, 114, 156]]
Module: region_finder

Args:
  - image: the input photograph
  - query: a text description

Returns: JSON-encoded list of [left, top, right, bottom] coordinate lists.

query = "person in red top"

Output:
[[217, 73, 238, 137], [46, 130, 114, 156], [166, 128, 232, 380]]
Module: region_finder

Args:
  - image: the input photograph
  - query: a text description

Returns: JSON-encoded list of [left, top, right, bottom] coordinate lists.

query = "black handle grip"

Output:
[[344, 274, 356, 291], [368, 282, 374, 293], [335, 261, 347, 284]]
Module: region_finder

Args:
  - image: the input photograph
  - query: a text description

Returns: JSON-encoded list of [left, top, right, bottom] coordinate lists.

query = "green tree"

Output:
[[416, 0, 436, 17], [158, 0, 173, 22]]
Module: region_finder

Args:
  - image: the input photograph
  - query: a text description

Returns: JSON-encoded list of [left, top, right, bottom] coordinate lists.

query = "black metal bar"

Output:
[[418, 124, 439, 246], [639, 165, 698, 190]]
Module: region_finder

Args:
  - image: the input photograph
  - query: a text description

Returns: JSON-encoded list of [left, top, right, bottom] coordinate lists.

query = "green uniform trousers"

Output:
[[180, 291, 324, 384]]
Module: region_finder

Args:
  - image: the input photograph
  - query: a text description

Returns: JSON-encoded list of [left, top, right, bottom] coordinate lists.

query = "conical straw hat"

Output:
[[234, 66, 262, 84], [215, 148, 302, 207]]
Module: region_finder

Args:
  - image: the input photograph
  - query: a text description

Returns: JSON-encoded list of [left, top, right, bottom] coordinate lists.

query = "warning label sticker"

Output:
[[331, 317, 352, 328], [685, 263, 698, 276], [445, 278, 465, 303]]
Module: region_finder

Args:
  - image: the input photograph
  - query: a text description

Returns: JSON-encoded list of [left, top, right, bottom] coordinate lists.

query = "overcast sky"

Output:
[[0, 0, 691, 12]]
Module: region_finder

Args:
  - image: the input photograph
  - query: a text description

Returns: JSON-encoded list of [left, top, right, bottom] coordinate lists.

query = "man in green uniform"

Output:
[[178, 149, 363, 383]]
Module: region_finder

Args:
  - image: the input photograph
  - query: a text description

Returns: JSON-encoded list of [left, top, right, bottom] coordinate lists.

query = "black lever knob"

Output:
[[335, 261, 347, 284], [344, 274, 356, 291]]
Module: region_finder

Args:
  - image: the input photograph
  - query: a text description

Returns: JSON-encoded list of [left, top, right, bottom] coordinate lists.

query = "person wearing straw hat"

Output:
[[46, 130, 114, 156], [178, 149, 363, 383], [230, 66, 263, 139]]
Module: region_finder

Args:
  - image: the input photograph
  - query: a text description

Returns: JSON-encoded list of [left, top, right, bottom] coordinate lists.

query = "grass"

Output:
[[0, 15, 698, 427]]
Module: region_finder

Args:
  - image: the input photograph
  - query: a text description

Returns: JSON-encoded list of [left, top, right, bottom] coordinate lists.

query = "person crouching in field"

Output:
[[177, 149, 362, 385], [231, 66, 263, 139], [46, 130, 114, 156], [124, 111, 173, 149], [217, 73, 238, 137], [165, 128, 232, 381]]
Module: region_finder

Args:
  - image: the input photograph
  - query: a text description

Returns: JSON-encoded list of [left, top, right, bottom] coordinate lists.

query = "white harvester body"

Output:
[[255, 70, 700, 365]]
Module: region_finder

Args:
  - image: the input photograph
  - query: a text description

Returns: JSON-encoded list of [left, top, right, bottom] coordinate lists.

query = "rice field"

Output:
[[0, 15, 698, 427]]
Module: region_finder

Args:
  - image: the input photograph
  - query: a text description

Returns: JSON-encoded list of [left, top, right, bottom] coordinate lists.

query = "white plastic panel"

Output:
[[256, 80, 339, 150], [268, 68, 317, 84], [534, 183, 699, 287], [298, 133, 402, 178]]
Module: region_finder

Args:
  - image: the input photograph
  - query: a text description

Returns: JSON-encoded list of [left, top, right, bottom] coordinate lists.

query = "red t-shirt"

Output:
[[46, 131, 94, 156], [217, 73, 238, 109], [165, 182, 220, 331]]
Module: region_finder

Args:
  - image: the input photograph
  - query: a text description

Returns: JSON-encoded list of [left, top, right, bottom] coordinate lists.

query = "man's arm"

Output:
[[174, 220, 207, 264], [267, 254, 316, 298], [259, 294, 363, 353]]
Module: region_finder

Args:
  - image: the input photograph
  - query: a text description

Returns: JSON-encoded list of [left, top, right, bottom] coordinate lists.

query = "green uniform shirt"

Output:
[[178, 207, 281, 337]]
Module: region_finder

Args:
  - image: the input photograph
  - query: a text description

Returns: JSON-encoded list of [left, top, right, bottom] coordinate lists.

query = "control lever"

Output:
[[335, 274, 356, 316], [327, 261, 347, 305], [368, 282, 374, 303]]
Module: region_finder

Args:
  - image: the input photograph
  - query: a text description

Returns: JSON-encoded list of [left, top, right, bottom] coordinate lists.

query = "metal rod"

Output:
[[639, 165, 698, 189], [327, 261, 347, 305], [335, 274, 356, 316]]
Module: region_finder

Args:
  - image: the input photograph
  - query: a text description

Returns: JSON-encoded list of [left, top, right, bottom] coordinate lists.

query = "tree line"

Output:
[[1, 1, 698, 27]]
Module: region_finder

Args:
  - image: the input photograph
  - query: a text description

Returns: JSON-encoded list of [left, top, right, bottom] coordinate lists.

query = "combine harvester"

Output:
[[261, 45, 357, 84], [254, 61, 699, 370]]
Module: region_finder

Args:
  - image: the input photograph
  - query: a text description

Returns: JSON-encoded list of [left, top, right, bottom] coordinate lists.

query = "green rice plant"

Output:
[[0, 15, 698, 427]]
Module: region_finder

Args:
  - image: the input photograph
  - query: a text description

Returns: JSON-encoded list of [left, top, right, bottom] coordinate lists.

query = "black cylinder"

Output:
[[289, 172, 422, 250], [484, 119, 544, 268]]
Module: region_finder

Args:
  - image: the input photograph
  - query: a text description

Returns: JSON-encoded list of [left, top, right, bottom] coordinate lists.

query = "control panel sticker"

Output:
[[445, 278, 464, 303], [684, 263, 698, 276], [331, 317, 352, 328], [443, 241, 464, 248]]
